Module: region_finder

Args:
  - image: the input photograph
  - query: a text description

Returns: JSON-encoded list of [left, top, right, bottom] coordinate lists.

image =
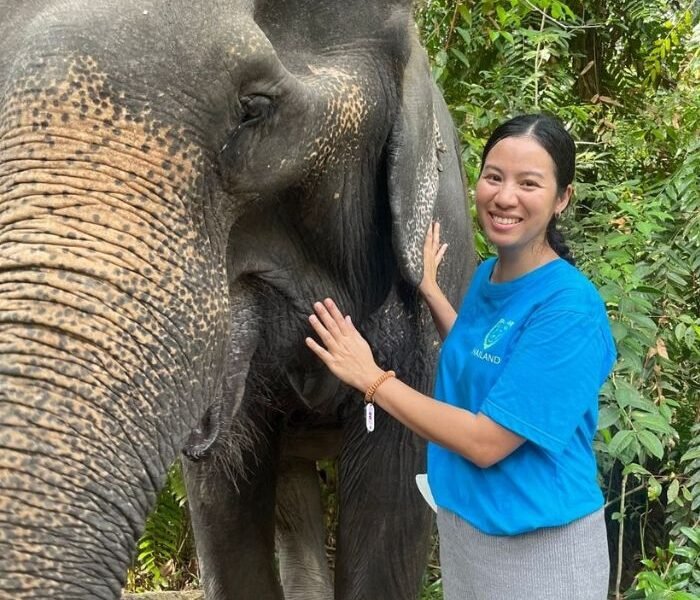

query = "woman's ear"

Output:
[[385, 35, 443, 287], [556, 184, 573, 215]]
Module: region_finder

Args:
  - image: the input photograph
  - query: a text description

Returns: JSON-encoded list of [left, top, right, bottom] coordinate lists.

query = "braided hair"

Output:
[[480, 114, 576, 265]]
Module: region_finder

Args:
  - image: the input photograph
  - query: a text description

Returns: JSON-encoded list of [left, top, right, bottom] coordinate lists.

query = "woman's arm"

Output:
[[306, 298, 524, 468], [418, 222, 457, 340], [419, 283, 457, 341], [371, 376, 524, 468]]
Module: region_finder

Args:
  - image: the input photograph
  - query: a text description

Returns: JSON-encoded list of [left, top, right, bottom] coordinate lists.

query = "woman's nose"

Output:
[[493, 183, 518, 207]]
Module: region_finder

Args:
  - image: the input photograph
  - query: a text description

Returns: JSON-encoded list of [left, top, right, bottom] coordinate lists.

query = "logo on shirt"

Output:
[[471, 318, 515, 365], [483, 318, 515, 350], [471, 347, 502, 364]]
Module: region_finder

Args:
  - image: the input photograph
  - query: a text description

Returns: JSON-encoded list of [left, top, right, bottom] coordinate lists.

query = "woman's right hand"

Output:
[[419, 222, 448, 298]]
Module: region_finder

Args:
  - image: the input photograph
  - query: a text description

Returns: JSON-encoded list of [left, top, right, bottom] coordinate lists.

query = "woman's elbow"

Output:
[[465, 443, 515, 469], [471, 453, 499, 469], [457, 444, 500, 469]]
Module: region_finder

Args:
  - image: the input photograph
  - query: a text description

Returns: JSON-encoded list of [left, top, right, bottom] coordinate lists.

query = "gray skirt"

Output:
[[437, 508, 609, 600]]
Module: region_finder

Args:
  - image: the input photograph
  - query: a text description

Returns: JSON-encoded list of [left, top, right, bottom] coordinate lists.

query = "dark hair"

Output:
[[479, 113, 576, 265]]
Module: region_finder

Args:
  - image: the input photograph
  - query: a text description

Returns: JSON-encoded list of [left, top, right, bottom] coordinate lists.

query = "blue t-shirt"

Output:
[[428, 257, 616, 536]]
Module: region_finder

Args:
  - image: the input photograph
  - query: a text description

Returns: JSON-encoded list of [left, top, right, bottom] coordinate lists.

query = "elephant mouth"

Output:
[[181, 365, 251, 463], [181, 279, 261, 463], [182, 398, 228, 461]]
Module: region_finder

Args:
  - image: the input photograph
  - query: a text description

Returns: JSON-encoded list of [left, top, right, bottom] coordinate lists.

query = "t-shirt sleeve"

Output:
[[480, 309, 614, 454]]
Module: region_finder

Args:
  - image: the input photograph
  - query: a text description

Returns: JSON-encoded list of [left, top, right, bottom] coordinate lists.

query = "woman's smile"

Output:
[[490, 213, 523, 228]]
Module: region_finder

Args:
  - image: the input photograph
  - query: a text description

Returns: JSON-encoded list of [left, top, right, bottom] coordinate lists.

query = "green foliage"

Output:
[[417, 0, 700, 597], [643, 425, 700, 597], [125, 462, 198, 592], [419, 530, 443, 600]]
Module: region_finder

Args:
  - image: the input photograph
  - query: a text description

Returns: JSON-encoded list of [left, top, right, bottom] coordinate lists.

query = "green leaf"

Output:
[[598, 405, 620, 429], [633, 285, 663, 295], [610, 321, 628, 342], [670, 545, 697, 560], [623, 462, 651, 476], [627, 312, 658, 332], [667, 478, 680, 503], [634, 413, 674, 435], [670, 562, 694, 577], [455, 27, 471, 45], [681, 447, 700, 462], [615, 383, 652, 410], [607, 430, 635, 457], [450, 48, 471, 68], [675, 323, 688, 341], [682, 485, 693, 502], [638, 430, 665, 459], [617, 345, 643, 373], [496, 5, 508, 24], [680, 526, 700, 547]]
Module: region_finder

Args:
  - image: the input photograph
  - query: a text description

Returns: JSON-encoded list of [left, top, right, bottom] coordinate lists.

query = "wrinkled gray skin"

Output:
[[0, 0, 476, 598]]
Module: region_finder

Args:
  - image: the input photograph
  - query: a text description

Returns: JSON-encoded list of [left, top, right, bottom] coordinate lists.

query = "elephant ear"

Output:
[[386, 36, 446, 287]]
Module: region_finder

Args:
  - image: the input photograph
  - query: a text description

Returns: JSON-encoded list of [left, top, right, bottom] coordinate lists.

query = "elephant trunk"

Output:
[[0, 103, 232, 597]]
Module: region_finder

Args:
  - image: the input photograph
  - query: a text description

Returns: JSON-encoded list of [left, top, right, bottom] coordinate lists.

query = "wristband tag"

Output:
[[365, 403, 375, 433]]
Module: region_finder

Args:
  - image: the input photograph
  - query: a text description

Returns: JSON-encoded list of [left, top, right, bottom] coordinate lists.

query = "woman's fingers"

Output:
[[425, 222, 443, 258], [308, 313, 337, 350], [436, 242, 448, 265], [322, 298, 350, 334], [424, 222, 436, 254], [313, 300, 343, 337], [432, 222, 441, 249], [305, 336, 333, 363], [307, 300, 379, 390], [308, 298, 353, 352]]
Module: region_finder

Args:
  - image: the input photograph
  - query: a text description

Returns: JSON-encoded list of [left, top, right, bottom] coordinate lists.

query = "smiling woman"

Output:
[[306, 114, 617, 600], [0, 1, 477, 598], [475, 114, 576, 281]]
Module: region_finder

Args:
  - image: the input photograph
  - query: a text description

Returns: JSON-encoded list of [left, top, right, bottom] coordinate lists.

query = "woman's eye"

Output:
[[484, 174, 501, 182], [522, 180, 538, 188]]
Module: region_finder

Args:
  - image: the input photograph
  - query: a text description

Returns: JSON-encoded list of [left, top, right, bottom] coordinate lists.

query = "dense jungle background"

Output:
[[124, 1, 700, 598]]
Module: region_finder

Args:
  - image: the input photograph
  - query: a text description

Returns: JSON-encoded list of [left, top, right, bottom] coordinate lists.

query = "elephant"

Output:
[[0, 0, 476, 598]]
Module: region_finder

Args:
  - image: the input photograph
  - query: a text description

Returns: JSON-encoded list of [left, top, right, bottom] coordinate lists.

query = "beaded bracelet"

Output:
[[363, 370, 395, 433], [364, 370, 396, 404]]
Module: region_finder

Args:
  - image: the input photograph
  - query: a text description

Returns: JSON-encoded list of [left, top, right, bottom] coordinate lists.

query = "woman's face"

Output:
[[475, 135, 571, 257]]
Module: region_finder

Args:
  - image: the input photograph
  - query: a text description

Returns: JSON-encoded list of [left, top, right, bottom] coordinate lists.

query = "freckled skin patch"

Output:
[[299, 66, 371, 177], [401, 118, 444, 276], [0, 55, 232, 598]]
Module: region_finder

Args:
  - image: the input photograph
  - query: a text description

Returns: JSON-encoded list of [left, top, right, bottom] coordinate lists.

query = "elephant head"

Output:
[[0, 0, 475, 597]]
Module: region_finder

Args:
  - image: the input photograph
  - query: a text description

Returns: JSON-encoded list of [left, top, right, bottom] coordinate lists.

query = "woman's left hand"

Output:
[[305, 298, 385, 392]]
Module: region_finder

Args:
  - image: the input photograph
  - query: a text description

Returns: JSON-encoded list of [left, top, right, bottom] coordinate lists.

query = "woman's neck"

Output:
[[491, 245, 559, 283]]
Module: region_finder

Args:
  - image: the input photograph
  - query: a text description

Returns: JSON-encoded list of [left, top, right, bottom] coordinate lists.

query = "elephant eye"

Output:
[[219, 95, 273, 155], [239, 95, 273, 126]]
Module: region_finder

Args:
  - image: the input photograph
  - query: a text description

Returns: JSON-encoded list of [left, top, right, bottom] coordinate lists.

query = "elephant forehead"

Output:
[[1, 54, 204, 193], [226, 28, 275, 61]]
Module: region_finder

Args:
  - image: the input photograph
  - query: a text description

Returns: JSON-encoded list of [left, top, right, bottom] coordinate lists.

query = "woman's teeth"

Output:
[[492, 215, 521, 225]]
